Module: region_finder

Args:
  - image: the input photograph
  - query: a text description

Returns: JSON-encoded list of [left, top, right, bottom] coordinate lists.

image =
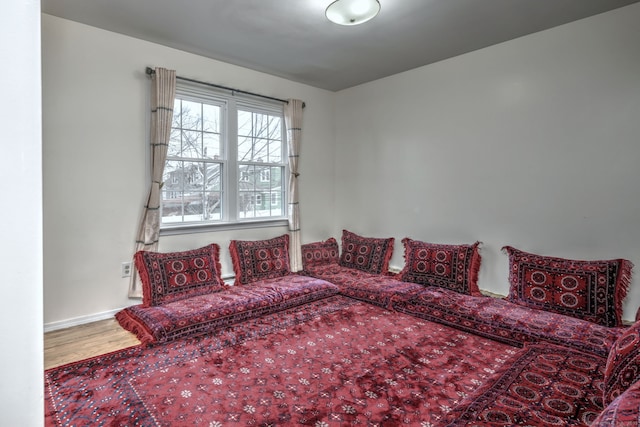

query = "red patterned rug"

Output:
[[45, 296, 518, 426]]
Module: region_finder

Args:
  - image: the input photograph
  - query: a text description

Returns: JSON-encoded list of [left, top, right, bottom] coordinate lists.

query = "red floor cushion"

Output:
[[604, 320, 640, 405], [116, 275, 339, 345]]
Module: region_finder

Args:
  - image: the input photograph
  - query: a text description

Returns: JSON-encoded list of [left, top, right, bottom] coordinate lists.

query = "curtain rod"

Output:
[[145, 67, 305, 108]]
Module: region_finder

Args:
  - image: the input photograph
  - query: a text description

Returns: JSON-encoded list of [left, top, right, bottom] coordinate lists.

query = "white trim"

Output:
[[161, 218, 288, 235], [388, 265, 402, 274], [44, 275, 238, 332], [44, 308, 124, 333]]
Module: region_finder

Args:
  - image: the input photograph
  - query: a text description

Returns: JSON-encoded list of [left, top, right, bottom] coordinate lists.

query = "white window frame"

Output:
[[160, 81, 288, 235]]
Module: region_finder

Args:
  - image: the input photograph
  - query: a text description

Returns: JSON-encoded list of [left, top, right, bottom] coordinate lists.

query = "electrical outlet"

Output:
[[121, 262, 132, 278]]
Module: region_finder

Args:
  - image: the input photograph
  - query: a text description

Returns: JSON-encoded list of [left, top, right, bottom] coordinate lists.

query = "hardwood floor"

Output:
[[44, 319, 140, 370]]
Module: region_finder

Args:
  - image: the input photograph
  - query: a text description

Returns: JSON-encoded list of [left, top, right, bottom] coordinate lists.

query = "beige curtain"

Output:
[[128, 67, 177, 298], [284, 99, 304, 272]]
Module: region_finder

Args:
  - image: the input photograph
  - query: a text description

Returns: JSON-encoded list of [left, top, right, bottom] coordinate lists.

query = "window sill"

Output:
[[159, 218, 289, 236]]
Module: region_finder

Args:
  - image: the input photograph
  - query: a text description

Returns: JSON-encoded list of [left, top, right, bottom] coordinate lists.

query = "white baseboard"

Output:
[[388, 265, 402, 274], [44, 275, 237, 333], [44, 308, 124, 333]]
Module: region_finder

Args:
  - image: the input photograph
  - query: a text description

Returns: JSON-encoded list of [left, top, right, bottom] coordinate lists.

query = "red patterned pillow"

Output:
[[301, 238, 339, 269], [399, 239, 482, 296], [135, 243, 225, 307], [504, 246, 633, 327], [229, 234, 291, 285], [339, 229, 394, 275], [604, 321, 640, 405]]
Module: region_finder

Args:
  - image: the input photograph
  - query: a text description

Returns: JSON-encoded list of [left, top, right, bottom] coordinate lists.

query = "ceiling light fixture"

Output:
[[325, 0, 381, 26]]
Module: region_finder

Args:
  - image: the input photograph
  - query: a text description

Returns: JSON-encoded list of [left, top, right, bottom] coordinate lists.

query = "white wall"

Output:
[[43, 3, 640, 328], [334, 4, 640, 321], [42, 15, 336, 327], [0, 1, 44, 425]]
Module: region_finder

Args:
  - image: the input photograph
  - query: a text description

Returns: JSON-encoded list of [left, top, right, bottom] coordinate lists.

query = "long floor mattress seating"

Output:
[[115, 236, 339, 346], [77, 229, 640, 426]]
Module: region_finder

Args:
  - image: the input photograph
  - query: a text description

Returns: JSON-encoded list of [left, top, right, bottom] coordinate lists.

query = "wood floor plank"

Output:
[[44, 319, 140, 370]]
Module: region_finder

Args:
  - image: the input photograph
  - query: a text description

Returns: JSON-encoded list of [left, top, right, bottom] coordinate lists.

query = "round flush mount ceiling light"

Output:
[[325, 0, 381, 26]]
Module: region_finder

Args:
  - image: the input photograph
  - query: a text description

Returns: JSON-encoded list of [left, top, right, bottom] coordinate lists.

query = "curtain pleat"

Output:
[[284, 99, 304, 272], [128, 68, 176, 298]]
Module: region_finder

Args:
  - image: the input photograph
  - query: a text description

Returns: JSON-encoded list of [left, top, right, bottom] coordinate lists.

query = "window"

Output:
[[271, 192, 280, 207], [160, 83, 287, 229]]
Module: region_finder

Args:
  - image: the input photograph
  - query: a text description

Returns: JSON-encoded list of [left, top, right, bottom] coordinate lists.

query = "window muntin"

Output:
[[160, 85, 286, 228]]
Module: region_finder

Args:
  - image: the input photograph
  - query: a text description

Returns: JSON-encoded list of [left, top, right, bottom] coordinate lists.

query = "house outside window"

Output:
[[160, 82, 287, 230], [271, 191, 280, 207]]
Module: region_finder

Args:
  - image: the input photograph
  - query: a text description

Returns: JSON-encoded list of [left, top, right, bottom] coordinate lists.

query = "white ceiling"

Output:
[[41, 0, 639, 91]]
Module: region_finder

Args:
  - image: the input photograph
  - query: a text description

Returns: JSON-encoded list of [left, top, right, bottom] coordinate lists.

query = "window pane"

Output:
[[163, 160, 182, 189], [184, 191, 204, 221], [271, 166, 283, 189], [180, 161, 200, 188], [277, 192, 285, 216], [238, 191, 254, 219], [268, 140, 282, 163], [204, 192, 222, 220], [182, 161, 205, 222], [255, 114, 270, 137], [238, 165, 255, 186], [258, 166, 270, 183], [235, 117, 286, 221], [161, 191, 184, 223], [270, 191, 285, 216], [162, 159, 183, 222], [203, 133, 220, 159], [172, 99, 183, 128], [271, 167, 284, 217], [204, 163, 221, 192], [168, 130, 181, 157], [238, 164, 254, 219], [238, 136, 251, 161], [181, 130, 201, 159], [253, 138, 269, 162], [238, 110, 282, 162], [268, 116, 281, 140], [236, 165, 285, 219], [238, 110, 252, 137], [181, 100, 201, 130], [202, 104, 220, 133]]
